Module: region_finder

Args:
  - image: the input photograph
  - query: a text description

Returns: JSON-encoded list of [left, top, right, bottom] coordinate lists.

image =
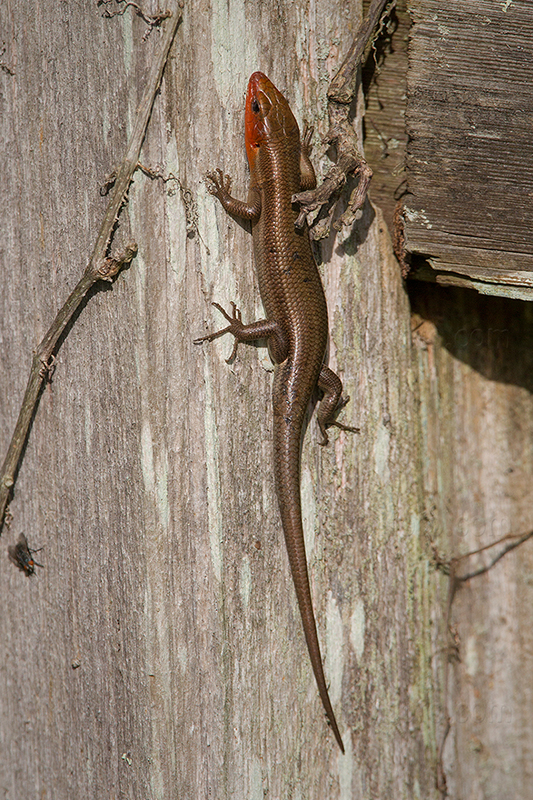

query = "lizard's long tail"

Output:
[[272, 386, 345, 753]]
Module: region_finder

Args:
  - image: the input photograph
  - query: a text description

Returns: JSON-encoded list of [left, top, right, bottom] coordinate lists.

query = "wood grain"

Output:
[[3, 0, 531, 798], [410, 283, 533, 799], [362, 0, 410, 233], [404, 0, 533, 295]]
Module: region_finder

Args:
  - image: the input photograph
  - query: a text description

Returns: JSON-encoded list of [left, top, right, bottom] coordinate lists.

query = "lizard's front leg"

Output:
[[205, 170, 261, 221]]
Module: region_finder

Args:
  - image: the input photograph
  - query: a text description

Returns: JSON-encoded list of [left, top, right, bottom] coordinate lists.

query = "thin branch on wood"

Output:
[[434, 529, 533, 582], [98, 0, 171, 40], [454, 530, 533, 582], [329, 0, 397, 103], [433, 551, 462, 799], [294, 0, 396, 238], [0, 43, 15, 75], [433, 527, 533, 795], [0, 4, 183, 534]]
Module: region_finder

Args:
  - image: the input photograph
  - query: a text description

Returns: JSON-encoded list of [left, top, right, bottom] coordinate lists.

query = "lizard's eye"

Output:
[[251, 98, 260, 115]]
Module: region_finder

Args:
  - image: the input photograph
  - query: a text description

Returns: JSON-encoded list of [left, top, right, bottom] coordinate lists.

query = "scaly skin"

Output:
[[197, 72, 356, 753]]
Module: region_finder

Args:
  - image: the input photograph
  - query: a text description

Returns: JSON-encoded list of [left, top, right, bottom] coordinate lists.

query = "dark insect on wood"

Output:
[[8, 533, 44, 576]]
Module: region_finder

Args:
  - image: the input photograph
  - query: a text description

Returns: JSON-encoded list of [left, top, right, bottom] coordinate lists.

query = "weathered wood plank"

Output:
[[0, 2, 440, 798], [410, 282, 533, 799], [362, 0, 410, 233], [3, 2, 533, 798], [404, 0, 533, 293]]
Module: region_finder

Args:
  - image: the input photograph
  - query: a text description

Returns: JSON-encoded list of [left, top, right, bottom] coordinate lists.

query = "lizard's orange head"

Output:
[[245, 72, 299, 167]]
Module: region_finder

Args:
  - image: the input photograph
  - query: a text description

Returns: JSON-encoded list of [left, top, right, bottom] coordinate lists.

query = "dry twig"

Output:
[[433, 528, 533, 796], [98, 0, 171, 39], [0, 5, 183, 533], [136, 164, 209, 250], [0, 43, 15, 75], [294, 0, 396, 238]]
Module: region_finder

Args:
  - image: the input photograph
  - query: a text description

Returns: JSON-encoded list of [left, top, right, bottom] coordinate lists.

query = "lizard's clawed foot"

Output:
[[205, 169, 232, 199], [194, 301, 245, 362], [318, 396, 360, 446]]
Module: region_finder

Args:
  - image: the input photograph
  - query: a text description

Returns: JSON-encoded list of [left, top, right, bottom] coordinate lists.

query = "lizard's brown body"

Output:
[[196, 72, 355, 752]]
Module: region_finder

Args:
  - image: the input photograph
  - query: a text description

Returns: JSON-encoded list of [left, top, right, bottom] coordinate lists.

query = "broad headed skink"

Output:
[[196, 72, 356, 753]]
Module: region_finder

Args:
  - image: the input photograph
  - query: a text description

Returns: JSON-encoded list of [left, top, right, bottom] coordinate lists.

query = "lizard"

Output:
[[195, 72, 357, 753]]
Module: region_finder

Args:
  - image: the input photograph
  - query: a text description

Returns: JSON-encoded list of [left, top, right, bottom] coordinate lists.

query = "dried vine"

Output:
[[0, 4, 183, 534], [294, 0, 396, 238]]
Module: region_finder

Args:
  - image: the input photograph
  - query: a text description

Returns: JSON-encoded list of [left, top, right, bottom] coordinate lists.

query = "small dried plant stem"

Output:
[[434, 527, 533, 796], [0, 4, 183, 532], [454, 530, 533, 582], [328, 0, 395, 103], [294, 0, 395, 237]]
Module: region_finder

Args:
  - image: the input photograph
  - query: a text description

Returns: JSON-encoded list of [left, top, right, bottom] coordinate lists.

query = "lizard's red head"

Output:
[[245, 72, 299, 168]]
